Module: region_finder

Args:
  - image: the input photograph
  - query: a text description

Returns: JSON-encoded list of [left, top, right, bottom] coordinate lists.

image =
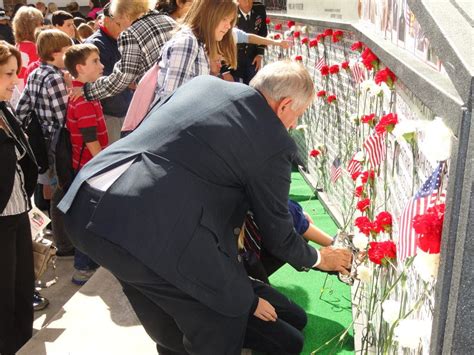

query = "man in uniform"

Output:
[[231, 0, 268, 84]]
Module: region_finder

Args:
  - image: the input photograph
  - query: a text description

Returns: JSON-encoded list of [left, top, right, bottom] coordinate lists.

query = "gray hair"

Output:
[[249, 61, 314, 110]]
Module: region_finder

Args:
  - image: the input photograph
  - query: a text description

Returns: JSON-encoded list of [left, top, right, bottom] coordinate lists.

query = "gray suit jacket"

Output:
[[59, 76, 318, 316]]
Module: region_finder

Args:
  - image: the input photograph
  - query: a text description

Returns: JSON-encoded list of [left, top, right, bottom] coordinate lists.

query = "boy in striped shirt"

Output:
[[64, 43, 108, 285]]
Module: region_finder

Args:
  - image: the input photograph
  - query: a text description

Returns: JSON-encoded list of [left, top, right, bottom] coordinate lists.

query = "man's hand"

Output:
[[252, 55, 263, 71], [69, 86, 84, 100], [277, 40, 292, 49], [316, 247, 352, 275], [253, 297, 277, 322]]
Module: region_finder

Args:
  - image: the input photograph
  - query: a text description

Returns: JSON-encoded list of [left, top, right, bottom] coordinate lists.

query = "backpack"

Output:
[[22, 75, 50, 174], [121, 62, 160, 133], [55, 117, 84, 190]]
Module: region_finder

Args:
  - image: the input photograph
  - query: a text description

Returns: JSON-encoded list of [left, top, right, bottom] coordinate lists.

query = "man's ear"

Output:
[[276, 97, 293, 117]]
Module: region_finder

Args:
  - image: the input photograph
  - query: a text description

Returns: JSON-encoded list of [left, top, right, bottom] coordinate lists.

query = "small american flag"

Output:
[[315, 57, 326, 70], [347, 152, 363, 175], [397, 163, 445, 261], [363, 132, 386, 168], [330, 157, 342, 183], [352, 61, 366, 83]]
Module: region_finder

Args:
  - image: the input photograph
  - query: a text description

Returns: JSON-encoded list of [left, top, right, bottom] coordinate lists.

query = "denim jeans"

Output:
[[74, 249, 99, 271]]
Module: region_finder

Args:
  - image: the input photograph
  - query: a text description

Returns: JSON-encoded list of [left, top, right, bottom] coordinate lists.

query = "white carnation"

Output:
[[419, 117, 454, 163], [382, 300, 401, 324], [360, 79, 377, 92], [392, 120, 420, 143], [394, 319, 432, 349], [353, 151, 365, 162], [414, 248, 440, 282], [356, 264, 371, 283], [353, 233, 369, 250]]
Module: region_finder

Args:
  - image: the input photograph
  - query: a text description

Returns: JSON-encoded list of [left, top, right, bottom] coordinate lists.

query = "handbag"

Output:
[[32, 234, 57, 280], [22, 74, 50, 174]]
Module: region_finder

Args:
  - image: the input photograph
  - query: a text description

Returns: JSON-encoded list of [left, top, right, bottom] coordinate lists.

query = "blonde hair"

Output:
[[0, 41, 22, 75], [182, 0, 237, 68], [48, 2, 59, 13], [37, 29, 72, 62], [110, 0, 157, 22], [12, 6, 44, 43], [250, 61, 315, 111]]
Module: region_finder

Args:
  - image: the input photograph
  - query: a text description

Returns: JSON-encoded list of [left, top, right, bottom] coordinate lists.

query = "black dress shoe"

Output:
[[33, 290, 49, 311]]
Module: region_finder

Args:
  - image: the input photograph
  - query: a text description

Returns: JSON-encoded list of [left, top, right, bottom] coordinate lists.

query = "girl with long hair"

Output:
[[153, 0, 237, 101]]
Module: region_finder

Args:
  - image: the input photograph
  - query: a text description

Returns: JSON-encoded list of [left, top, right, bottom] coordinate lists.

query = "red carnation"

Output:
[[329, 64, 340, 74], [355, 216, 374, 236], [361, 113, 376, 125], [357, 198, 371, 212], [341, 61, 349, 70], [351, 171, 361, 181], [414, 204, 445, 254], [361, 170, 375, 184], [294, 55, 303, 62], [274, 33, 281, 39], [375, 113, 398, 134], [355, 185, 364, 198], [293, 31, 301, 38], [375, 67, 397, 88], [274, 23, 282, 30], [265, 17, 271, 24], [316, 33, 326, 42], [327, 95, 337, 104], [301, 37, 309, 45], [323, 28, 333, 36], [309, 39, 318, 48], [375, 211, 392, 233], [287, 20, 295, 28], [320, 65, 330, 76], [361, 47, 379, 70], [317, 90, 326, 97], [309, 149, 321, 157], [368, 241, 396, 265], [351, 41, 364, 51], [332, 30, 343, 43]]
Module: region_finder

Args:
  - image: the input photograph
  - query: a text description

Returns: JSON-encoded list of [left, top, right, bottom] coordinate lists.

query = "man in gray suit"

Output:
[[59, 61, 351, 354]]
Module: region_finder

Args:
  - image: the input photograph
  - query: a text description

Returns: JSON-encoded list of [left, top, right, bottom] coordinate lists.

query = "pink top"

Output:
[[17, 41, 39, 81], [87, 7, 102, 20]]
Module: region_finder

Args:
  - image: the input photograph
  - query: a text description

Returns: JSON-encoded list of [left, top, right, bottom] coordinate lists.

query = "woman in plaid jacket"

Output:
[[74, 0, 176, 102]]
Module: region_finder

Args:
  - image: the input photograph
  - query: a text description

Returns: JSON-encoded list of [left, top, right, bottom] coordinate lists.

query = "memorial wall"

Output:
[[265, 0, 473, 353]]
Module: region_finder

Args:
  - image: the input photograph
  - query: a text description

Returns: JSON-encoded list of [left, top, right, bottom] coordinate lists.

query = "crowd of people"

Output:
[[1, 1, 352, 354]]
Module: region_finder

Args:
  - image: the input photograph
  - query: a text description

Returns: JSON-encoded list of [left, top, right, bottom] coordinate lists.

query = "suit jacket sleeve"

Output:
[[245, 148, 318, 269]]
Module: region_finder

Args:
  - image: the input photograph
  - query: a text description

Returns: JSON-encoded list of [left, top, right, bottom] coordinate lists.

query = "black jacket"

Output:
[[0, 102, 38, 212], [59, 76, 318, 317]]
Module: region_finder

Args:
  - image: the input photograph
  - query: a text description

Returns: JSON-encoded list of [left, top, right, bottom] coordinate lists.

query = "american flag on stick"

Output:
[[315, 57, 326, 70], [347, 152, 363, 175], [397, 162, 446, 261], [330, 157, 342, 183], [352, 61, 366, 83], [363, 132, 386, 168]]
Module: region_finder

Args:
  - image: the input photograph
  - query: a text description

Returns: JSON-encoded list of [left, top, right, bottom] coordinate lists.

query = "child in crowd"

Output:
[[64, 43, 108, 285], [242, 199, 334, 284], [16, 29, 73, 258], [11, 6, 44, 85], [153, 0, 237, 102], [52, 10, 80, 44]]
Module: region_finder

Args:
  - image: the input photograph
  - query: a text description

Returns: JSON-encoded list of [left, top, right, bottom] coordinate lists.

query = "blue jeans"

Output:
[[74, 249, 99, 271]]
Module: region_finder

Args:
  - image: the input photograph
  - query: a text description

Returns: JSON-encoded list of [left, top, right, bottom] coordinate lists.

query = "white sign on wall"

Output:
[[287, 0, 360, 21]]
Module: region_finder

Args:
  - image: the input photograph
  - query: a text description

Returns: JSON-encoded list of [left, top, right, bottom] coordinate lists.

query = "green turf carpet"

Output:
[[269, 172, 354, 354]]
